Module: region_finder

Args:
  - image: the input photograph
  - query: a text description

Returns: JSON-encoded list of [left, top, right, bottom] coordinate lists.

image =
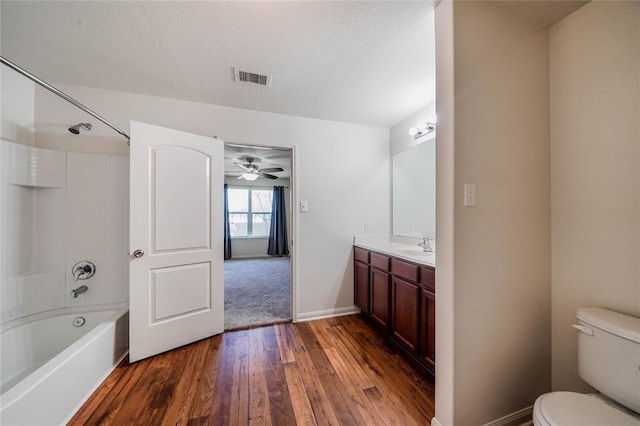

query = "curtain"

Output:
[[268, 186, 289, 256], [224, 184, 232, 260]]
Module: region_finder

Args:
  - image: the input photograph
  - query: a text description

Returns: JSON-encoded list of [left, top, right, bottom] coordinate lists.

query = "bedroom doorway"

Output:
[[223, 143, 294, 330]]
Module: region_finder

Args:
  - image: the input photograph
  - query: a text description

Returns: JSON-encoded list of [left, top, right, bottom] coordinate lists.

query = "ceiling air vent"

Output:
[[233, 68, 272, 87]]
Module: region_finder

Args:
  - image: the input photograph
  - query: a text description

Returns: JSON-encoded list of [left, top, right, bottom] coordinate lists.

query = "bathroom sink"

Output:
[[395, 249, 435, 257]]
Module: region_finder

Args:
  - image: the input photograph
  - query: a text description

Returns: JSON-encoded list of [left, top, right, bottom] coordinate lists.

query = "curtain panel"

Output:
[[268, 186, 289, 256], [223, 183, 232, 260]]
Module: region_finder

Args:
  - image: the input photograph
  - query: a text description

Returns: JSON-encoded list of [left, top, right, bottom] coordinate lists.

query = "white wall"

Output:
[[34, 84, 390, 319], [549, 1, 640, 392], [434, 2, 455, 422], [435, 2, 551, 424], [1, 68, 35, 146]]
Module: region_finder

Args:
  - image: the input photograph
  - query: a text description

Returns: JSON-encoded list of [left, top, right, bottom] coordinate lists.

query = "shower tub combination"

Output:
[[0, 57, 132, 425], [0, 307, 129, 425]]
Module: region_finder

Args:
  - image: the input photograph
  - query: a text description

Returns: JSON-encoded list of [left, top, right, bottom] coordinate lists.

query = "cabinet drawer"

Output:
[[354, 247, 369, 263], [421, 267, 435, 292], [370, 252, 390, 271], [391, 258, 419, 283]]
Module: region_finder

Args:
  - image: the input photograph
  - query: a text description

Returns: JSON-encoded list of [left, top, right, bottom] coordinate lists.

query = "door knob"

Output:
[[133, 249, 144, 258]]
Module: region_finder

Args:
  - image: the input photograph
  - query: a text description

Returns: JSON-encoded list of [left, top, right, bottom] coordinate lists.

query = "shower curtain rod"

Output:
[[0, 56, 130, 145]]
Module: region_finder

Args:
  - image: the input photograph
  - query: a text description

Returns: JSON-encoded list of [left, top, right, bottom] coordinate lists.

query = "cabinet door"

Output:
[[420, 289, 436, 371], [370, 268, 390, 329], [392, 277, 420, 352], [354, 260, 370, 313]]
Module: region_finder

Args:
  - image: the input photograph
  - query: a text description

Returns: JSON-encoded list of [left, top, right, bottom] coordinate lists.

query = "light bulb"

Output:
[[408, 127, 419, 136]]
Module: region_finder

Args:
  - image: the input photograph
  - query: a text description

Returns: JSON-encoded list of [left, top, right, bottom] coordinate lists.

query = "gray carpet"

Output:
[[224, 257, 291, 330]]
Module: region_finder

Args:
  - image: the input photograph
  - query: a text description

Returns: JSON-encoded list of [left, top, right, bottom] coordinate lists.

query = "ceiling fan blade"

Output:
[[233, 162, 250, 171], [236, 175, 244, 180], [260, 173, 279, 179], [259, 167, 284, 173]]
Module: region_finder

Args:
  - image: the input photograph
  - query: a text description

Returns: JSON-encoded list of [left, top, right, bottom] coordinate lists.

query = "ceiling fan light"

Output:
[[242, 173, 259, 181]]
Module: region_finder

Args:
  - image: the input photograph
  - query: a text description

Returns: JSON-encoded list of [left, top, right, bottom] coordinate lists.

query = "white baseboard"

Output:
[[431, 406, 533, 426], [483, 406, 534, 426], [295, 306, 360, 323]]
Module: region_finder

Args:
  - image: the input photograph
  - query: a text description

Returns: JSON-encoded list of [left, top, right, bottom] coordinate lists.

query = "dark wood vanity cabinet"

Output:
[[353, 246, 435, 375], [370, 267, 391, 329], [354, 247, 370, 312], [354, 261, 370, 313], [420, 288, 436, 370], [392, 277, 420, 351], [369, 252, 391, 329]]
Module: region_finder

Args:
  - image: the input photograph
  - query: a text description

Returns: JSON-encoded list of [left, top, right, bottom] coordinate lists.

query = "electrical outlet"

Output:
[[464, 184, 477, 207], [364, 222, 370, 232]]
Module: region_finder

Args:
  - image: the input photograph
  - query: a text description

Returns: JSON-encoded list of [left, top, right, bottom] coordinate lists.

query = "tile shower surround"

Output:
[[1, 141, 129, 324]]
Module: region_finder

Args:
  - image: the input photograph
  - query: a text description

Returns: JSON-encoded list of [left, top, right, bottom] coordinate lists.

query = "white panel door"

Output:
[[129, 121, 224, 362]]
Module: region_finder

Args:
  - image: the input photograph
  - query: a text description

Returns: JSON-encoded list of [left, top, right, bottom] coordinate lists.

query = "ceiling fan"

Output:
[[234, 157, 284, 181]]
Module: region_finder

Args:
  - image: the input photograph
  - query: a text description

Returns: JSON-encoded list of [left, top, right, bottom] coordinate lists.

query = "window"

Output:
[[228, 187, 272, 238]]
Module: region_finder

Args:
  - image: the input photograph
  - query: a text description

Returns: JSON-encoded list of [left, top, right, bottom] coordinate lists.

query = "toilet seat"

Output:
[[534, 392, 640, 426]]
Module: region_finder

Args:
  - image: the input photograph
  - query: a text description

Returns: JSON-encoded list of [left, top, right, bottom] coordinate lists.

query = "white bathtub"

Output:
[[0, 307, 129, 425]]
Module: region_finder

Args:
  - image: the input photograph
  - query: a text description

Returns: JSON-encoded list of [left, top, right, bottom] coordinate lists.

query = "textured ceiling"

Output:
[[0, 1, 436, 128]]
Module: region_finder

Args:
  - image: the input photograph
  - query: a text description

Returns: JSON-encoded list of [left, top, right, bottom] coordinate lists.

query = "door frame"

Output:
[[223, 140, 298, 323]]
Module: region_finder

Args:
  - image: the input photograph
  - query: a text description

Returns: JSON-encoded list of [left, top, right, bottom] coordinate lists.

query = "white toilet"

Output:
[[533, 307, 640, 426]]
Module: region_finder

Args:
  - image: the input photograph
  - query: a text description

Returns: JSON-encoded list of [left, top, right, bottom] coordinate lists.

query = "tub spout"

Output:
[[71, 285, 88, 298]]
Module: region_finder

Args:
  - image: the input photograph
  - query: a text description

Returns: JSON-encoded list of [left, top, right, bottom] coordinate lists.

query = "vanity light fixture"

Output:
[[408, 122, 436, 140], [241, 173, 259, 181]]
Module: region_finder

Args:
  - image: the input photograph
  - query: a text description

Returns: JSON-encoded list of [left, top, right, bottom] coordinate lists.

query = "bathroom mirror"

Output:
[[392, 134, 436, 238]]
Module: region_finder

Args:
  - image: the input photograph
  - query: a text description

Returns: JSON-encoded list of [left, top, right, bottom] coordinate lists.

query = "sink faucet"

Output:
[[71, 285, 88, 298], [418, 237, 434, 253]]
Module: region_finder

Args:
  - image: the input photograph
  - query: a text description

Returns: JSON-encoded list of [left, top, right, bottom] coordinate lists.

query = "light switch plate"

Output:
[[300, 200, 309, 212], [464, 184, 477, 207]]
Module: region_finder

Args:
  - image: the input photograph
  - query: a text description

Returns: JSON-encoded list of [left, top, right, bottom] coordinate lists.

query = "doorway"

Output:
[[223, 143, 294, 330]]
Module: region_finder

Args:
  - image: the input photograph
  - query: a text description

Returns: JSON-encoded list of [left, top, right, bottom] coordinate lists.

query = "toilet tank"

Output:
[[575, 307, 640, 414]]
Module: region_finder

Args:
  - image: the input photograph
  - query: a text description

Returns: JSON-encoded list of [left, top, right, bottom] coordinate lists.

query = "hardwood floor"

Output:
[[69, 314, 435, 425]]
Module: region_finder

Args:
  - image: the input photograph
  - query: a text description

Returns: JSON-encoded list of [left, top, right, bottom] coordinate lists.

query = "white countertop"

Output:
[[353, 235, 436, 268]]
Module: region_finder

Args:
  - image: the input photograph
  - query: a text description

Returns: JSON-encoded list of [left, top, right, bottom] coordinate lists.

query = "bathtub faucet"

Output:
[[73, 265, 91, 281], [72, 261, 96, 282], [71, 285, 88, 298]]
